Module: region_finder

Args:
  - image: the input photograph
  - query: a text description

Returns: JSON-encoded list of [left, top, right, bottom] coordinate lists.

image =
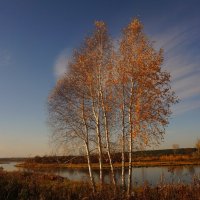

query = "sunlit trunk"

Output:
[[96, 37, 104, 187], [84, 141, 96, 193], [90, 84, 103, 186], [127, 109, 133, 196], [121, 94, 125, 191], [102, 101, 116, 187], [96, 117, 103, 185], [82, 97, 96, 193], [127, 80, 134, 196]]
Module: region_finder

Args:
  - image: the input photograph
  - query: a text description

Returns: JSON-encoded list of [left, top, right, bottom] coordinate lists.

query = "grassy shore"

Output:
[[0, 171, 200, 200], [14, 148, 200, 169], [16, 159, 200, 170]]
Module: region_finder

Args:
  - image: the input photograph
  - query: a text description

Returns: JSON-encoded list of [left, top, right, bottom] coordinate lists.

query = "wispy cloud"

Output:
[[173, 99, 200, 115], [54, 48, 71, 79], [152, 21, 200, 115], [0, 49, 11, 66]]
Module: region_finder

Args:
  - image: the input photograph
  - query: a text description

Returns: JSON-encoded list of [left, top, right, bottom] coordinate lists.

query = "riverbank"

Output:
[[0, 171, 200, 200], [0, 157, 26, 163], [16, 159, 200, 170], [14, 148, 200, 170]]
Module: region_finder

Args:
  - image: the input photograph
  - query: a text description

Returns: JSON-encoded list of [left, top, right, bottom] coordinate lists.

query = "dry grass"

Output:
[[0, 171, 200, 200]]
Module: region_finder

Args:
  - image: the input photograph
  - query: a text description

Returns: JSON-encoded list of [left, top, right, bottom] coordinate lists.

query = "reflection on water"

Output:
[[0, 162, 19, 172], [1, 162, 200, 186]]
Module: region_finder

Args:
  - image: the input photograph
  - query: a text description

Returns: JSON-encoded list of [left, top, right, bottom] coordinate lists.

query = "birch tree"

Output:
[[118, 18, 178, 196], [49, 21, 117, 187], [48, 63, 96, 192], [81, 21, 117, 187], [48, 18, 178, 196]]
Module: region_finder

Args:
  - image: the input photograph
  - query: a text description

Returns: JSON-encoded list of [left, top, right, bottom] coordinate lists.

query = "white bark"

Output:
[[82, 97, 96, 193], [127, 108, 133, 196], [96, 117, 103, 185], [91, 92, 103, 185], [101, 96, 116, 187], [121, 87, 125, 190], [84, 141, 96, 193], [127, 80, 134, 196]]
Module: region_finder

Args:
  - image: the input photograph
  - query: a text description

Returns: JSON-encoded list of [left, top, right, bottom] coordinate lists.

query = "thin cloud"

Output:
[[0, 49, 11, 66], [152, 21, 200, 115], [173, 100, 200, 116], [54, 48, 71, 79]]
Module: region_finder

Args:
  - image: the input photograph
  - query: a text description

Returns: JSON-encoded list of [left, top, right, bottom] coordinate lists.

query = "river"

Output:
[[1, 162, 200, 186]]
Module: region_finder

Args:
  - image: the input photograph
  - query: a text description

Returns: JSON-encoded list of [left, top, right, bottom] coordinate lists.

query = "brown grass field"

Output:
[[0, 171, 200, 200]]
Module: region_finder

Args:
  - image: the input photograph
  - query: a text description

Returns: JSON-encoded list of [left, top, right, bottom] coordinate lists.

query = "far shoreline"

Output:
[[16, 160, 200, 170]]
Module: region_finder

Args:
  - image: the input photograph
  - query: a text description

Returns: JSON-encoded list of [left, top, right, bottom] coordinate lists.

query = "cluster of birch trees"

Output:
[[48, 19, 177, 195]]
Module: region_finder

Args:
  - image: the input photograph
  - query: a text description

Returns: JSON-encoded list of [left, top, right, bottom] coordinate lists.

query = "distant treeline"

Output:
[[136, 148, 196, 156], [26, 148, 197, 164], [0, 157, 27, 163]]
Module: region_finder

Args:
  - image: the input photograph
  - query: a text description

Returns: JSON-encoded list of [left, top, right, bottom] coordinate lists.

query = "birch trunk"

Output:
[[96, 117, 103, 185], [97, 36, 104, 186], [84, 141, 96, 193], [101, 96, 116, 187], [82, 97, 96, 193], [121, 85, 125, 190], [127, 80, 134, 196], [90, 84, 103, 186], [127, 108, 133, 196]]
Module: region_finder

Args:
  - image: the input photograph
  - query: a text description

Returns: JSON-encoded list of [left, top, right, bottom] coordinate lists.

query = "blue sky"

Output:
[[0, 0, 199, 157]]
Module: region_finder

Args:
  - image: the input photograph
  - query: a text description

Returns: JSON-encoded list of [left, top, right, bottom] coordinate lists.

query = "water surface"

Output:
[[1, 162, 200, 186]]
